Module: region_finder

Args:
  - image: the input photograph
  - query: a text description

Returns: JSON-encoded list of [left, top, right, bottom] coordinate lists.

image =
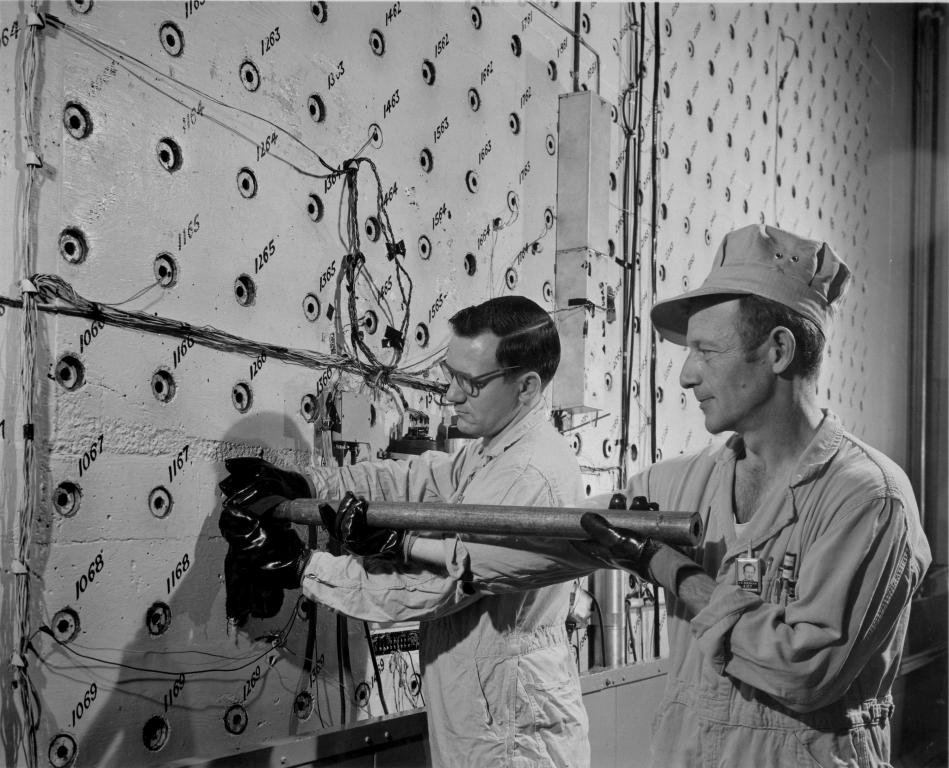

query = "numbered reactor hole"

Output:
[[367, 123, 383, 148], [542, 281, 553, 303], [59, 227, 88, 265], [504, 267, 518, 290], [153, 253, 178, 288], [369, 29, 386, 56], [48, 733, 78, 768], [151, 369, 176, 403], [510, 34, 522, 57], [303, 293, 321, 321], [232, 382, 253, 413], [508, 112, 521, 134], [143, 715, 170, 752], [310, 1, 327, 23], [146, 601, 172, 636], [294, 691, 314, 720], [545, 134, 556, 155], [415, 323, 430, 347], [148, 486, 173, 518], [468, 88, 481, 112], [63, 101, 93, 140], [237, 167, 258, 198], [307, 193, 324, 222], [361, 310, 378, 335], [465, 170, 479, 193], [234, 274, 256, 306], [506, 191, 519, 212], [156, 137, 183, 173], [53, 481, 82, 517], [364, 215, 381, 241], [55, 354, 85, 391], [470, 5, 482, 28], [67, 0, 92, 13], [240, 60, 260, 92], [418, 236, 432, 260], [307, 93, 326, 123], [159, 21, 184, 57], [419, 147, 434, 173], [463, 252, 477, 276], [51, 607, 81, 643], [421, 59, 436, 85], [300, 393, 318, 423]]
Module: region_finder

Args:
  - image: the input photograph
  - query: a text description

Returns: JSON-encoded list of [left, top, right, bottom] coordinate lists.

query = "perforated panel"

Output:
[[0, 3, 917, 767]]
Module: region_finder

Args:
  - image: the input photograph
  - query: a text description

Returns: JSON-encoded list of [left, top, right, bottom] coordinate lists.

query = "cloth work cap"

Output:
[[650, 223, 852, 346]]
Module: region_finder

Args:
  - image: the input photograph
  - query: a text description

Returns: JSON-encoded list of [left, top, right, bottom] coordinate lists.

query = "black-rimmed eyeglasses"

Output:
[[437, 360, 522, 400]]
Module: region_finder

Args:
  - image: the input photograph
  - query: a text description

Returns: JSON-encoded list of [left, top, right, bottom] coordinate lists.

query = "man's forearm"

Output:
[[647, 545, 715, 617]]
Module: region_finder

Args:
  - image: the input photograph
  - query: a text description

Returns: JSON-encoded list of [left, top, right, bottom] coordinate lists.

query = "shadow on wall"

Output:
[[31, 412, 334, 768]]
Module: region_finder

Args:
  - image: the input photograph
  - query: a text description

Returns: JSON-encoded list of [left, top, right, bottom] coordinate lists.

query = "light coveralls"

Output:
[[300, 401, 591, 768], [626, 410, 931, 768]]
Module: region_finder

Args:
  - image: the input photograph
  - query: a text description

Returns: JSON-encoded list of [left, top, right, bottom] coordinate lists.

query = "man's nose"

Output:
[[445, 376, 467, 403], [679, 350, 700, 389]]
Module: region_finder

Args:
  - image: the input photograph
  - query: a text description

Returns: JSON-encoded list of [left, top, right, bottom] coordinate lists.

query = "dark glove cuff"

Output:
[[294, 550, 311, 585]]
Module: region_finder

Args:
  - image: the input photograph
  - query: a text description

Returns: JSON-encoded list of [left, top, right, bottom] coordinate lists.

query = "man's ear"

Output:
[[518, 370, 543, 401], [768, 326, 797, 376]]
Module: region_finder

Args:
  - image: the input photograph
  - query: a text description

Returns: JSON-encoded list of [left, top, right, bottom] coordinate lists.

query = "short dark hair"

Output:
[[448, 296, 560, 386], [736, 295, 825, 380]]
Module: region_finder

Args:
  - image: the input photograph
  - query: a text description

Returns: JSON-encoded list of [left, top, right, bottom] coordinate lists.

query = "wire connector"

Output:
[[10, 560, 28, 575], [25, 151, 43, 168], [27, 11, 45, 27], [385, 240, 405, 261], [19, 278, 39, 295], [11, 652, 27, 669]]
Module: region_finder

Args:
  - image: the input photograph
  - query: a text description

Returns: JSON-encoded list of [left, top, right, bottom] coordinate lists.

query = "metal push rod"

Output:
[[273, 499, 702, 547]]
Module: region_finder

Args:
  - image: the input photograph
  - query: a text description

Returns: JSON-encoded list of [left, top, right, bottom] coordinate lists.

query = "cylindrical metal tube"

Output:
[[273, 499, 702, 546]]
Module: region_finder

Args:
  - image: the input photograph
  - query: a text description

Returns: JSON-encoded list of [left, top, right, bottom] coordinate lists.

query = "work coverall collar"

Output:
[[477, 400, 548, 461], [715, 409, 843, 556]]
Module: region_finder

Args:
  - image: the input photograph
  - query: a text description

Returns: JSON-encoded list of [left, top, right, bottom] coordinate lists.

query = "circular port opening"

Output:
[[239, 60, 260, 92], [48, 733, 78, 768], [232, 382, 253, 412], [542, 281, 553, 302], [236, 167, 258, 199], [369, 29, 385, 56], [465, 170, 479, 193], [51, 607, 81, 643], [421, 59, 436, 85], [418, 236, 431, 260], [153, 253, 178, 288], [415, 323, 430, 347], [419, 148, 433, 173], [470, 6, 482, 28], [63, 101, 93, 140], [159, 21, 184, 57], [234, 274, 256, 306], [151, 369, 176, 403], [310, 1, 327, 23], [509, 112, 521, 134], [303, 293, 321, 321], [143, 715, 170, 751], [148, 486, 173, 518], [145, 601, 172, 636], [468, 88, 481, 112], [307, 93, 326, 123], [156, 137, 183, 173], [53, 482, 82, 518], [55, 354, 86, 391], [364, 216, 381, 241], [300, 393, 318, 423], [546, 134, 556, 155], [307, 193, 324, 222], [504, 267, 518, 290], [59, 227, 88, 265], [463, 252, 477, 276]]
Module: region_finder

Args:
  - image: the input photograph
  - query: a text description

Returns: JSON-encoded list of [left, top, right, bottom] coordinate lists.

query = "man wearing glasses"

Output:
[[219, 295, 592, 768]]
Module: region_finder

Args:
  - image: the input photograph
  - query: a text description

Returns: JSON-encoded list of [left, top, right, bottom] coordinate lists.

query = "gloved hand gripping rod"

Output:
[[272, 499, 702, 547]]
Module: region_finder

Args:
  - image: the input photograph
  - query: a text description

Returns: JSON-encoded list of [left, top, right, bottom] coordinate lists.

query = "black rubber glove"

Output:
[[220, 502, 310, 626], [218, 457, 311, 517], [319, 491, 404, 559], [577, 511, 662, 581]]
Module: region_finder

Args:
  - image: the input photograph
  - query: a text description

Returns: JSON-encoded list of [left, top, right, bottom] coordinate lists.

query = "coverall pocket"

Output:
[[794, 727, 863, 768]]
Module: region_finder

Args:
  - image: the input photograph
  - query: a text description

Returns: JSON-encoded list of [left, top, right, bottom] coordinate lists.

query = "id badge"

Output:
[[736, 556, 762, 594]]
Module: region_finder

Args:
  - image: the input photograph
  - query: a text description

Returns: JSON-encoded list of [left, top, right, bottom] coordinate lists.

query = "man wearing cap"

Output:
[[449, 223, 931, 766], [574, 223, 932, 767]]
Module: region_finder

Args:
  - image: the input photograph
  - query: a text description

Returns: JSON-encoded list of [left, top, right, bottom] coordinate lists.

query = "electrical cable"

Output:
[[13, 6, 44, 766], [362, 622, 390, 715]]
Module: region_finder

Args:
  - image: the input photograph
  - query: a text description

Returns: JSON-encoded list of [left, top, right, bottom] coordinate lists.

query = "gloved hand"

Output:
[[219, 502, 310, 626], [319, 491, 404, 559], [218, 457, 311, 517], [576, 511, 662, 581]]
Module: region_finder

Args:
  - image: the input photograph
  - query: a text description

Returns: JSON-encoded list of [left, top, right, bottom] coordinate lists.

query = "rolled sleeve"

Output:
[[301, 544, 482, 623]]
